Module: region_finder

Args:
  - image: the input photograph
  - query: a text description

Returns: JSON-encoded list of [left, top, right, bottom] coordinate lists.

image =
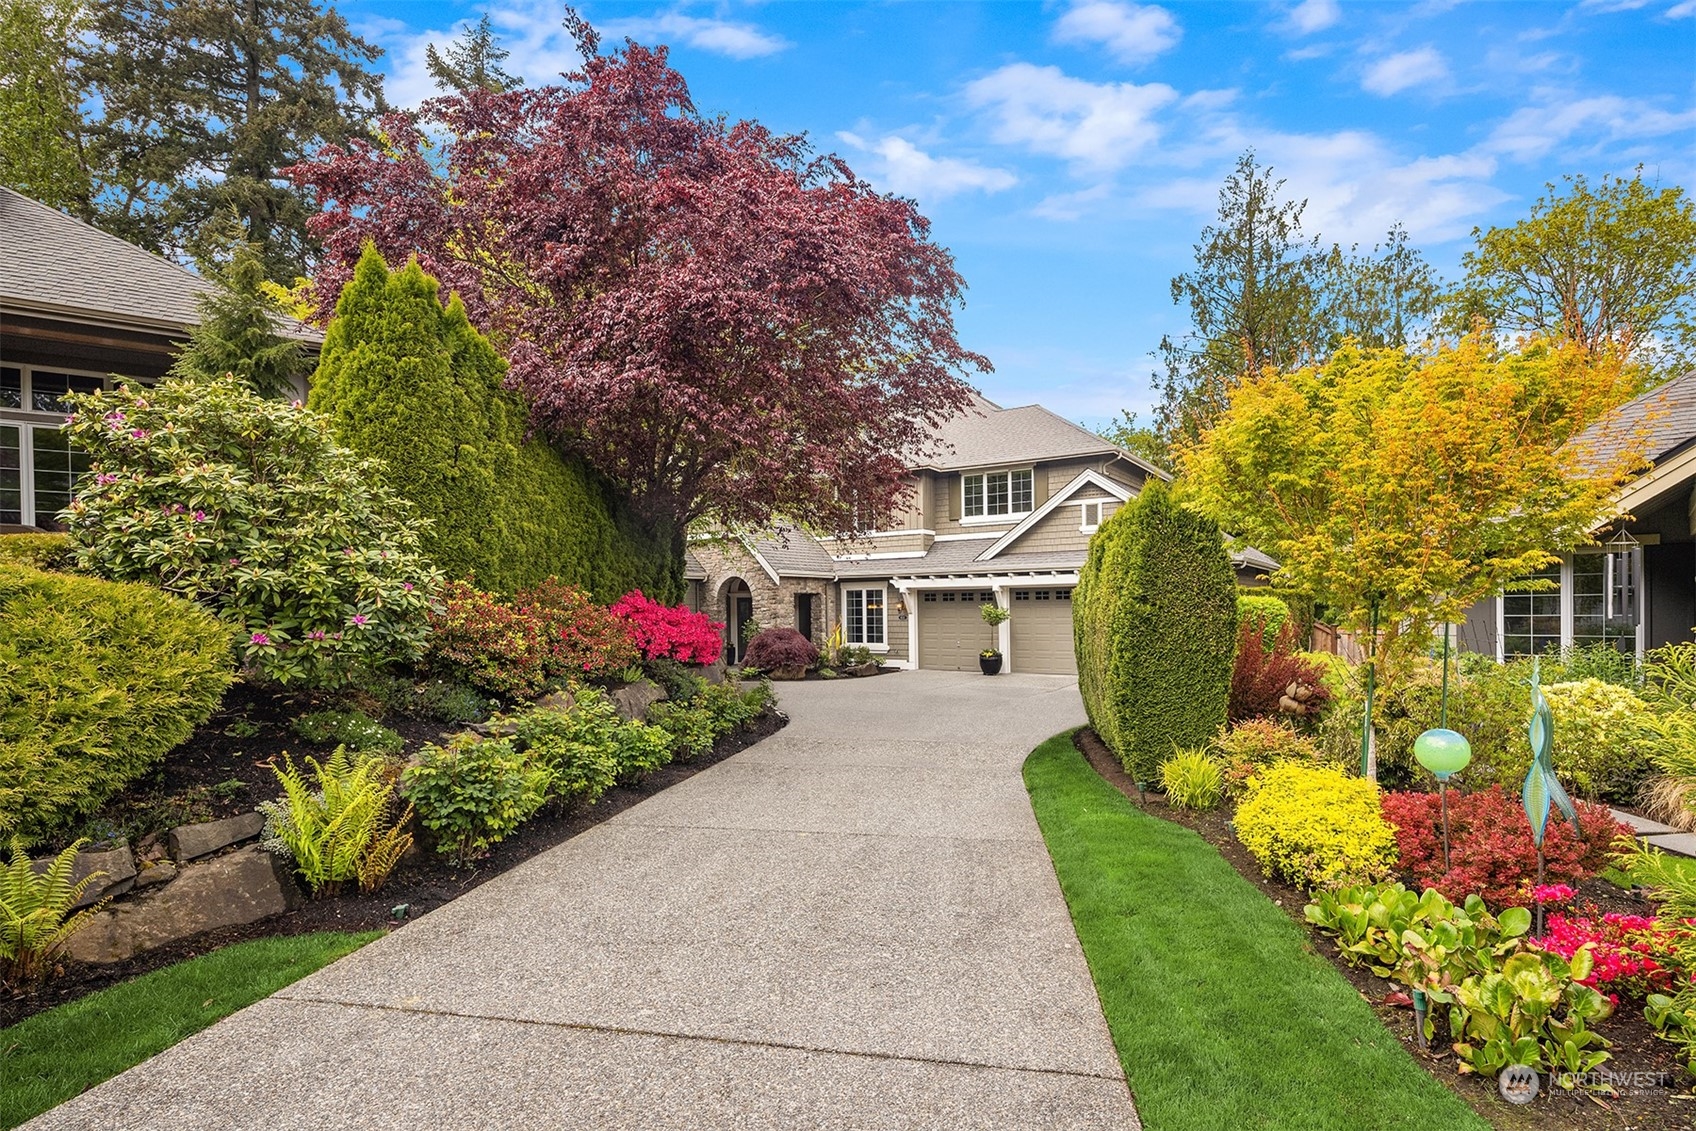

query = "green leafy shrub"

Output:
[[1158, 750, 1223, 810], [290, 710, 403, 756], [401, 734, 552, 864], [1236, 592, 1290, 649], [1234, 761, 1396, 888], [0, 564, 233, 841], [61, 375, 438, 686], [1075, 480, 1238, 783], [509, 688, 673, 799], [258, 748, 412, 896], [1305, 883, 1530, 982], [0, 533, 72, 571], [644, 657, 708, 704], [310, 246, 678, 600], [1, 839, 109, 984], [1541, 678, 1654, 801], [355, 673, 492, 725], [1210, 719, 1331, 799], [648, 700, 720, 761]]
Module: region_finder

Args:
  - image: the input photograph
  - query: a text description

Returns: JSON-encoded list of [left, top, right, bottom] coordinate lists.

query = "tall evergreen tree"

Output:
[[168, 220, 305, 398], [78, 0, 386, 282], [310, 245, 675, 598], [0, 0, 92, 213], [426, 14, 522, 94]]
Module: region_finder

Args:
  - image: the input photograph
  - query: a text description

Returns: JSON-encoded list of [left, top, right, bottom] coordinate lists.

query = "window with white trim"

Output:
[[962, 469, 1033, 519], [1500, 552, 1638, 658], [0, 365, 106, 529], [844, 586, 886, 646], [1079, 500, 1103, 532]]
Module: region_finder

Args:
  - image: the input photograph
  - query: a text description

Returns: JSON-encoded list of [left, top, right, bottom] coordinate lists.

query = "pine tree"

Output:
[[170, 222, 305, 398], [78, 0, 386, 282], [425, 14, 522, 94]]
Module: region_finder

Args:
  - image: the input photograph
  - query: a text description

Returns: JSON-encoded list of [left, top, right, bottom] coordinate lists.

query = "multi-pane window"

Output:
[[962, 469, 1034, 518], [1501, 562, 1562, 658], [0, 366, 107, 529], [845, 587, 886, 645], [1501, 554, 1639, 658]]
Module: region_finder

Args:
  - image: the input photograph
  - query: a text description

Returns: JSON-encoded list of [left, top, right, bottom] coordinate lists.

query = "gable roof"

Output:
[[1574, 370, 1696, 469], [0, 187, 318, 342], [980, 468, 1131, 559], [912, 392, 1168, 479]]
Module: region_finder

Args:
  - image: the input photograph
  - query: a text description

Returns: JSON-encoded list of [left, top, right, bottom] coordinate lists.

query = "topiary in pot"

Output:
[[980, 602, 1009, 675], [744, 627, 819, 680]]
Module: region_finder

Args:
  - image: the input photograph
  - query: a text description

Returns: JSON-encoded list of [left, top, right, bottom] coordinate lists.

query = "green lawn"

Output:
[[1024, 732, 1489, 1131], [0, 931, 380, 1129]]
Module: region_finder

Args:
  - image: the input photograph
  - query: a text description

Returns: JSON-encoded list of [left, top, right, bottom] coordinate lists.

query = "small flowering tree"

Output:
[[62, 375, 439, 685], [610, 591, 723, 665]]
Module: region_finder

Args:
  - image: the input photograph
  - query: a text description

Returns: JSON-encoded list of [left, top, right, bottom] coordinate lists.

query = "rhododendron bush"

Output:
[[61, 376, 438, 686], [429, 579, 638, 697], [289, 18, 983, 539], [612, 591, 722, 665], [1381, 786, 1629, 909]]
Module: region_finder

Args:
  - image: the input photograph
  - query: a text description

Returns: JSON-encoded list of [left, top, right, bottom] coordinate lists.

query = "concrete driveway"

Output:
[[27, 671, 1138, 1130]]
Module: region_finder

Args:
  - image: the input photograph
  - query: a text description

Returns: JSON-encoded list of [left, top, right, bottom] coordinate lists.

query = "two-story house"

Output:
[[686, 393, 1275, 675]]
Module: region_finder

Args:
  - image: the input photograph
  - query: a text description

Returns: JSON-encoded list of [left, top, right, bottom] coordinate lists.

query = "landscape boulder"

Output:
[[35, 842, 136, 909], [611, 679, 667, 721], [168, 811, 265, 862]]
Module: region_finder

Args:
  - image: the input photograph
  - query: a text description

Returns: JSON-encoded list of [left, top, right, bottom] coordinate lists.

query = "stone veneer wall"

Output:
[[687, 539, 834, 650]]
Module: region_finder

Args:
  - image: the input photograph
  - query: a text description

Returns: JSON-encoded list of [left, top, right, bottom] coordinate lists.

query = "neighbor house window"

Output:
[[962, 469, 1033, 519], [1079, 500, 1104, 532], [845, 587, 886, 646], [1500, 553, 1637, 658], [0, 365, 107, 529]]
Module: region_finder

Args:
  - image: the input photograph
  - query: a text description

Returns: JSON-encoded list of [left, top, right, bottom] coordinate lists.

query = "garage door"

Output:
[[1011, 588, 1077, 676], [917, 589, 996, 670]]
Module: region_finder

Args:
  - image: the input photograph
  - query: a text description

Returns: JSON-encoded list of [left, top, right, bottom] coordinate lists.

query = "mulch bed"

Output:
[[2, 686, 787, 1030], [1072, 728, 1695, 1131]]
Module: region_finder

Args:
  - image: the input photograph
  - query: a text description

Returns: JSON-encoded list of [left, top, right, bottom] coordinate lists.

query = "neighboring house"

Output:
[[1462, 372, 1696, 659], [688, 394, 1275, 676], [0, 188, 319, 531]]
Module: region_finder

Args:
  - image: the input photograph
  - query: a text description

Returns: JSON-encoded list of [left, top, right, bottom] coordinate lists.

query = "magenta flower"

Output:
[[1532, 884, 1576, 904], [228, 557, 242, 566], [192, 510, 207, 523], [349, 614, 369, 627], [306, 629, 327, 641], [402, 582, 414, 592], [250, 631, 270, 646], [95, 473, 119, 486], [130, 429, 149, 440], [104, 411, 126, 428]]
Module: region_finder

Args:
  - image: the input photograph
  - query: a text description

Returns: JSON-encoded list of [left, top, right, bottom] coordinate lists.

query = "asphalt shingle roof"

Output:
[[0, 187, 318, 341], [913, 392, 1166, 478], [1573, 370, 1696, 468]]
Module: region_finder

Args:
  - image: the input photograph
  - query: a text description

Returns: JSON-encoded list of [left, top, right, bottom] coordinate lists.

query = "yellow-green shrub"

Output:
[[1159, 750, 1223, 810], [1234, 761, 1396, 888], [0, 564, 233, 841], [1543, 678, 1654, 802], [0, 534, 71, 571]]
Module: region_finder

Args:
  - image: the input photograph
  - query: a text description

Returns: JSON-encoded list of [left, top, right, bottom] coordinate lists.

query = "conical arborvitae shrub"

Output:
[[310, 245, 678, 599]]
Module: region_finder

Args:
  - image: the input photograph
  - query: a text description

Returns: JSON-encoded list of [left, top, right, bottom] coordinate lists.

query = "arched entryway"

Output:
[[715, 576, 755, 664]]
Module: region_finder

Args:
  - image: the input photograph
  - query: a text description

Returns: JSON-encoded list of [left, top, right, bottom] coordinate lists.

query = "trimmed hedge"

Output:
[[0, 564, 233, 841], [310, 245, 678, 601], [0, 534, 72, 571], [1237, 592, 1290, 649], [1075, 480, 1238, 783]]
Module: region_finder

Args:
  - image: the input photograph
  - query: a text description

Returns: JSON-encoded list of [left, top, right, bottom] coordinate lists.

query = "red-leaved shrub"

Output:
[[1229, 617, 1331, 724], [744, 627, 818, 673], [1380, 785, 1630, 909], [611, 591, 724, 665], [429, 578, 639, 697]]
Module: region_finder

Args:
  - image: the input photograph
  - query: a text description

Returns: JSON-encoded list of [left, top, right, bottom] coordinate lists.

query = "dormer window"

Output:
[[963, 469, 1033, 519]]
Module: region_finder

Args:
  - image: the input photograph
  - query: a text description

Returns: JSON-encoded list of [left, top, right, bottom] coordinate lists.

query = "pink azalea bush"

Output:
[[1534, 909, 1687, 1003], [611, 591, 724, 665]]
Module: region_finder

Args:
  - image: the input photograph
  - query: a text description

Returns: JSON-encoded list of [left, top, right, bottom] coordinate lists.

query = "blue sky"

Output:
[[337, 0, 1696, 427]]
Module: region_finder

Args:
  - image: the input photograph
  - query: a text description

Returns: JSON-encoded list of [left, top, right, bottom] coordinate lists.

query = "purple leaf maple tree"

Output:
[[290, 18, 985, 541]]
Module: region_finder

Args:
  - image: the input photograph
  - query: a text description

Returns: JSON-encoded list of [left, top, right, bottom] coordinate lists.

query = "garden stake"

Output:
[[1412, 622, 1470, 869], [1521, 658, 1576, 937], [1411, 989, 1429, 1050], [1360, 599, 1379, 780]]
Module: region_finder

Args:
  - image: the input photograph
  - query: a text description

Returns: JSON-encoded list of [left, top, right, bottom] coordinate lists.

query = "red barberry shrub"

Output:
[[1381, 785, 1630, 909], [428, 578, 638, 697], [611, 591, 724, 665], [744, 627, 819, 672], [1229, 617, 1332, 724]]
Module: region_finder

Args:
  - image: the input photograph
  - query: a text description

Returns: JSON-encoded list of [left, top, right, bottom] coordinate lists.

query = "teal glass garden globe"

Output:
[[1413, 728, 1472, 780]]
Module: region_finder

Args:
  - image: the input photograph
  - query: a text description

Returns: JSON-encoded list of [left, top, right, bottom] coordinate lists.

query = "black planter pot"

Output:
[[980, 653, 1004, 675]]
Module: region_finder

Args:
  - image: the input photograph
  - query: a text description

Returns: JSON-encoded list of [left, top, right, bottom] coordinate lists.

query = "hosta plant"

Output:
[[0, 839, 108, 984], [1159, 750, 1224, 811], [259, 748, 413, 896]]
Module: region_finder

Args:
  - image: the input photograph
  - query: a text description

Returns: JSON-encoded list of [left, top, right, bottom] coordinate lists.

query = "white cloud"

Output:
[[1032, 184, 1113, 221], [1360, 47, 1450, 96], [835, 132, 1017, 202], [1052, 2, 1182, 64], [597, 13, 789, 59], [1670, 0, 1696, 17], [965, 63, 1179, 172], [1285, 0, 1341, 34], [375, 5, 786, 109], [1485, 93, 1696, 160]]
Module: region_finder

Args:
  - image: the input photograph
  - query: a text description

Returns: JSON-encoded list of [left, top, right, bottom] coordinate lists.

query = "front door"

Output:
[[734, 594, 755, 662], [795, 594, 815, 642]]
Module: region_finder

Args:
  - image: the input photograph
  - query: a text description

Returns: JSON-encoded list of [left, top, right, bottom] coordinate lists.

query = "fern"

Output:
[[0, 839, 109, 984], [259, 749, 412, 897]]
